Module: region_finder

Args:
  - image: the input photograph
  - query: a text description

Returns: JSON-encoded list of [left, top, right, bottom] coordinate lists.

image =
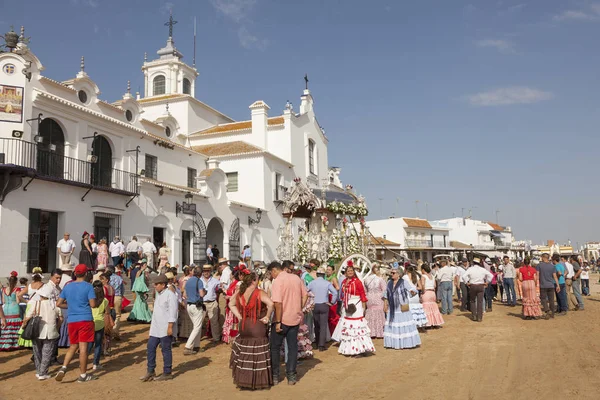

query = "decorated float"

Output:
[[276, 177, 376, 280]]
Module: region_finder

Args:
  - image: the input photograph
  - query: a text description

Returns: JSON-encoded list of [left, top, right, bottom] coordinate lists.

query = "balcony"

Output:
[[406, 239, 433, 248], [0, 138, 138, 196]]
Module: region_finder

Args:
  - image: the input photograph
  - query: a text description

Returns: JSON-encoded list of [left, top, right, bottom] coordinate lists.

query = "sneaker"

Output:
[[92, 365, 102, 371], [55, 367, 67, 382], [38, 375, 51, 381], [77, 374, 98, 383], [287, 374, 297, 385], [154, 373, 173, 381], [273, 376, 280, 386], [183, 348, 197, 356], [558, 311, 567, 316], [140, 372, 155, 382]]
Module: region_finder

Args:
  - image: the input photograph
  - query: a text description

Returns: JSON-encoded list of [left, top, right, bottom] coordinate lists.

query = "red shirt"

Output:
[[520, 265, 537, 281], [342, 277, 368, 305]]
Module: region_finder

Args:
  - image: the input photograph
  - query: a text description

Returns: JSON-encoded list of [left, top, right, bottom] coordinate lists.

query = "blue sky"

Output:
[[2, 0, 599, 246]]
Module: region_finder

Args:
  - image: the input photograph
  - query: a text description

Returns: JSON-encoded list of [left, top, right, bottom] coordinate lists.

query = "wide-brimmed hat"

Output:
[[165, 272, 175, 280], [472, 257, 481, 264], [218, 257, 229, 264], [202, 264, 213, 271], [316, 267, 326, 274]]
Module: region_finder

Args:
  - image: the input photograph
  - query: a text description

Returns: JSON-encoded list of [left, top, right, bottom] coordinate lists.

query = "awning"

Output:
[[311, 188, 356, 204], [490, 230, 505, 238]]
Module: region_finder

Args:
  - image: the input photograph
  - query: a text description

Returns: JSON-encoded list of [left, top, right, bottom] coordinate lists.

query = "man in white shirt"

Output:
[[206, 245, 213, 264], [142, 238, 157, 270], [463, 257, 493, 322], [126, 236, 142, 268], [218, 258, 231, 291], [437, 260, 455, 315], [109, 236, 125, 267], [502, 256, 517, 307], [57, 233, 76, 267]]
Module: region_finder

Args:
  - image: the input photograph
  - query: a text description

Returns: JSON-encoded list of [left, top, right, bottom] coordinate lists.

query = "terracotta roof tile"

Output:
[[368, 236, 401, 246], [199, 169, 214, 177], [192, 116, 284, 136], [487, 222, 505, 231], [450, 241, 472, 249], [403, 218, 432, 229], [192, 141, 262, 157], [138, 94, 185, 103]]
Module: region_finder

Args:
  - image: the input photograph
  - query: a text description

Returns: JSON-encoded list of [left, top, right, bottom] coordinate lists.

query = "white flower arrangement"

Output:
[[328, 229, 343, 260], [297, 234, 308, 263], [327, 200, 369, 216]]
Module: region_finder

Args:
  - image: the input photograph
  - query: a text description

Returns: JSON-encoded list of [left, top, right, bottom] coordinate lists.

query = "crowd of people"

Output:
[[0, 249, 593, 389]]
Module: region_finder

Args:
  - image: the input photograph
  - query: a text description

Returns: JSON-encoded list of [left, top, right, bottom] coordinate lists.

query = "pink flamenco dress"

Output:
[[421, 274, 444, 327], [298, 292, 315, 358], [364, 274, 386, 338], [222, 279, 241, 344]]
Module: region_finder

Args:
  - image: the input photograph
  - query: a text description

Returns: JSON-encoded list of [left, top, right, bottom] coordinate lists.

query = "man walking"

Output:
[[437, 260, 455, 315], [502, 256, 516, 307], [242, 245, 252, 264], [458, 257, 470, 312], [107, 266, 124, 340], [57, 233, 76, 267], [206, 244, 214, 265], [538, 253, 560, 319], [269, 261, 307, 385], [141, 274, 178, 382], [569, 255, 584, 311], [55, 264, 97, 382], [308, 267, 338, 351], [108, 236, 124, 267], [183, 266, 206, 355], [142, 238, 157, 270], [217, 258, 231, 291], [552, 254, 568, 315], [200, 264, 221, 342], [462, 257, 493, 322], [126, 236, 142, 269]]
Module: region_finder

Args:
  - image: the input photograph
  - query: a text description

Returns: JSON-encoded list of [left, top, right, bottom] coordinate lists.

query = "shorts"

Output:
[[68, 321, 95, 344]]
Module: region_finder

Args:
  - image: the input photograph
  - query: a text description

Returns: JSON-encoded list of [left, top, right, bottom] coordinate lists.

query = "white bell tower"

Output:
[[141, 11, 199, 99]]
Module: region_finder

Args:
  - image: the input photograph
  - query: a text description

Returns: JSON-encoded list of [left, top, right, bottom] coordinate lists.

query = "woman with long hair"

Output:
[[331, 262, 375, 356], [127, 261, 152, 323], [96, 238, 109, 268], [79, 231, 94, 269], [228, 272, 274, 390], [383, 269, 421, 349], [363, 264, 386, 338], [223, 268, 249, 343], [420, 264, 444, 327], [17, 268, 45, 348], [158, 242, 171, 273], [518, 257, 542, 319], [404, 266, 428, 328], [0, 272, 21, 351]]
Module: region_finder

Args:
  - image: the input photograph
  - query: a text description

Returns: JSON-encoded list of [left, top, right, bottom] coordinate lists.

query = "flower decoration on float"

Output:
[[293, 177, 302, 183]]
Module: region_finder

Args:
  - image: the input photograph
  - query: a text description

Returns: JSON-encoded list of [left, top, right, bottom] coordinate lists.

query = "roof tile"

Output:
[[403, 218, 432, 229], [192, 116, 284, 135], [192, 141, 262, 157]]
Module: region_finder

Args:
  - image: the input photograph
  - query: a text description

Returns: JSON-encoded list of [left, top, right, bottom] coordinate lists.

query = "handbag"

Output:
[[345, 303, 357, 315], [194, 278, 206, 311], [21, 301, 42, 341], [400, 303, 410, 312]]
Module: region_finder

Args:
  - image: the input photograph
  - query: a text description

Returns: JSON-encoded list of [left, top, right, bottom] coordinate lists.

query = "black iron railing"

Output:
[[0, 138, 138, 195]]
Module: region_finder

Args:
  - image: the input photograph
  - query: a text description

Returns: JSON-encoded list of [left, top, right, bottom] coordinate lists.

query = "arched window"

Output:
[[91, 135, 112, 188], [153, 75, 166, 96], [37, 118, 65, 179], [183, 78, 191, 95], [308, 139, 316, 175]]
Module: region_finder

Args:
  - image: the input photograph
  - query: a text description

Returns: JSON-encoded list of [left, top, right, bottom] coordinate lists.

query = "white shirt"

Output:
[[581, 266, 590, 279], [109, 241, 125, 257], [25, 299, 61, 340], [142, 241, 157, 254], [437, 266, 455, 282], [463, 266, 494, 285], [564, 262, 574, 279], [219, 266, 231, 288], [57, 239, 76, 253], [91, 242, 98, 253], [423, 274, 435, 290], [149, 288, 178, 338], [126, 240, 142, 253], [455, 266, 465, 281], [59, 274, 72, 290], [207, 247, 213, 258], [502, 263, 516, 278]]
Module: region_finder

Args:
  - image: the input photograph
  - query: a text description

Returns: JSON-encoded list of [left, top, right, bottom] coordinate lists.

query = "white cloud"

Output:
[[238, 26, 268, 50], [553, 4, 600, 21], [84, 0, 98, 7], [210, 0, 257, 22], [475, 39, 515, 54], [465, 87, 554, 106]]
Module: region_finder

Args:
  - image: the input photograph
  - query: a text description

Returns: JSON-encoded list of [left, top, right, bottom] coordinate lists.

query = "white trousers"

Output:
[[185, 304, 205, 349]]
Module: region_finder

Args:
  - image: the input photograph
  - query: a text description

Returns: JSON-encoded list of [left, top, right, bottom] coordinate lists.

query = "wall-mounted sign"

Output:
[[3, 64, 15, 75], [0, 84, 23, 123]]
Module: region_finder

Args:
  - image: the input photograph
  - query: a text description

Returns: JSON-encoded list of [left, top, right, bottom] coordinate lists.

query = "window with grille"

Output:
[[93, 212, 121, 243], [153, 75, 166, 96], [183, 78, 191, 95], [226, 172, 238, 192], [308, 140, 316, 175], [274, 172, 282, 201], [187, 167, 197, 188], [145, 154, 158, 179]]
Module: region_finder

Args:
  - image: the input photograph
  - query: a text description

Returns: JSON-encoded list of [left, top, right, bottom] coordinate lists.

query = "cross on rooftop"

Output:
[[165, 10, 178, 38]]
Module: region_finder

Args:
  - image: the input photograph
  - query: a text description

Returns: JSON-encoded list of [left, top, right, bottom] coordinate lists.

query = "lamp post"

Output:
[[248, 209, 262, 226], [176, 192, 194, 217]]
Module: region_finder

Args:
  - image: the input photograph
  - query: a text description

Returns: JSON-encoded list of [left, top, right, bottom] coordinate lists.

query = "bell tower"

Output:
[[141, 10, 199, 98]]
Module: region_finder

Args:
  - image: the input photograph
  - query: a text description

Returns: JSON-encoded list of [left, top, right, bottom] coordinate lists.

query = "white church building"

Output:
[[0, 23, 333, 276]]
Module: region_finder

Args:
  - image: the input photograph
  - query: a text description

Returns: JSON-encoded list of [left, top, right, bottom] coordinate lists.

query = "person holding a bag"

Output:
[[182, 266, 206, 355], [25, 284, 62, 380], [89, 281, 110, 370], [383, 269, 421, 350]]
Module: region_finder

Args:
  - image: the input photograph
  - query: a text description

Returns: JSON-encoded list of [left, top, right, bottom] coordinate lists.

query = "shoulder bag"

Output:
[[21, 301, 42, 340]]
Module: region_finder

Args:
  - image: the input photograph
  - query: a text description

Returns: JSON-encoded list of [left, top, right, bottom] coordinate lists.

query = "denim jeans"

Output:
[[111, 256, 122, 267], [460, 282, 470, 311], [539, 287, 555, 315], [440, 281, 453, 314], [556, 283, 568, 312], [270, 323, 299, 379], [503, 278, 516, 305], [87, 329, 104, 366], [582, 279, 590, 295], [147, 336, 173, 374], [571, 279, 584, 309], [484, 284, 493, 310]]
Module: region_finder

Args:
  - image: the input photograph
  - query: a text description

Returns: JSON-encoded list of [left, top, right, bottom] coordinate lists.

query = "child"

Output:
[[17, 277, 28, 319], [89, 281, 110, 370]]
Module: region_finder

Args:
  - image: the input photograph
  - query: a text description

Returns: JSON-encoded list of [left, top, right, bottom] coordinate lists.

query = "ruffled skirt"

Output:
[[297, 323, 313, 359], [383, 309, 422, 349], [127, 293, 152, 323], [0, 314, 22, 351], [364, 306, 385, 338], [222, 308, 239, 344], [422, 291, 444, 327], [331, 299, 375, 356], [230, 337, 272, 390], [409, 303, 429, 327], [522, 280, 542, 317]]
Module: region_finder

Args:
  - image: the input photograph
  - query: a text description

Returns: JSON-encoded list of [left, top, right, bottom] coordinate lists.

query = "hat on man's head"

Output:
[[74, 264, 88, 276], [316, 267, 326, 275], [472, 257, 481, 265], [153, 274, 168, 284], [218, 257, 229, 264], [461, 257, 469, 262], [165, 272, 175, 280], [202, 264, 213, 271]]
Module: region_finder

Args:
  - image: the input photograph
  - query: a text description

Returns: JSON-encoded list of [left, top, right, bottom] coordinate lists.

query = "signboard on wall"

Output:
[[0, 84, 23, 123]]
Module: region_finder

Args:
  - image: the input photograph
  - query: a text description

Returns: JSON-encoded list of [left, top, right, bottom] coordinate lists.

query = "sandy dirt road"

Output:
[[2, 280, 600, 400]]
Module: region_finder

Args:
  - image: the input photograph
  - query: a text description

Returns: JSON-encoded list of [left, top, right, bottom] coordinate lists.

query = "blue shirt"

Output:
[[185, 277, 204, 303], [201, 276, 220, 302], [555, 263, 566, 285], [242, 248, 251, 259], [308, 277, 338, 304], [109, 274, 124, 296], [59, 281, 95, 323]]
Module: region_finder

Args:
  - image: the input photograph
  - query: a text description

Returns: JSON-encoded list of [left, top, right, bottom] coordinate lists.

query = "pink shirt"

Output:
[[271, 271, 307, 326]]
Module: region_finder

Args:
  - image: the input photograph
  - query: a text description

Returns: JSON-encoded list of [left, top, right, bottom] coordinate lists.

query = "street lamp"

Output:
[[248, 208, 262, 226], [175, 193, 195, 217]]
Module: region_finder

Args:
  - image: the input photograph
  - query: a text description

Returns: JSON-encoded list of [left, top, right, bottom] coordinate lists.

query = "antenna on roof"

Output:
[[193, 16, 197, 67]]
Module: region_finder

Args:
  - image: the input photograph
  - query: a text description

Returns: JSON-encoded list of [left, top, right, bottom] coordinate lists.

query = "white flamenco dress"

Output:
[[332, 295, 376, 356]]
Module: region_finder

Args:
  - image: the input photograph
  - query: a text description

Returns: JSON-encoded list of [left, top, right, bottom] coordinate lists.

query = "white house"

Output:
[[0, 22, 332, 276]]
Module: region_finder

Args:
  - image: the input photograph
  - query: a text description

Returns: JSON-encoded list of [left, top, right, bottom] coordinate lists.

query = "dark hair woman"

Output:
[[404, 266, 428, 328], [0, 274, 21, 351], [228, 272, 274, 389], [222, 268, 250, 344], [420, 263, 444, 327], [79, 231, 94, 271]]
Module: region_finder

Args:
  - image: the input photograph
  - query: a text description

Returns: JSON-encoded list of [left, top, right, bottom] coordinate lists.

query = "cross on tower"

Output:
[[304, 74, 309, 90], [165, 10, 178, 38]]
